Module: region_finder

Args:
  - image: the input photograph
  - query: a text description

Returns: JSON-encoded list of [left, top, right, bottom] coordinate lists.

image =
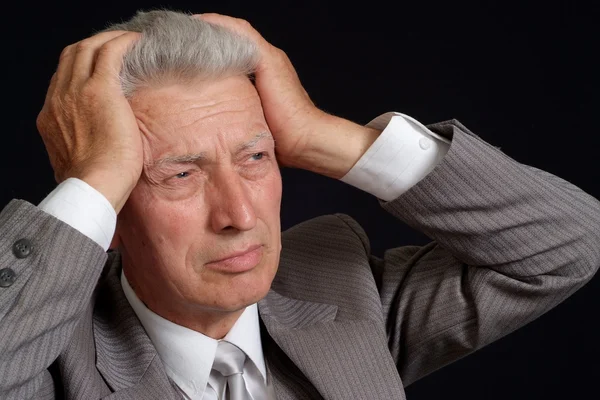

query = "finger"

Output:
[[36, 72, 56, 135], [92, 31, 141, 85], [70, 30, 133, 87], [43, 72, 58, 103], [54, 43, 77, 93], [37, 72, 59, 124], [198, 13, 281, 77]]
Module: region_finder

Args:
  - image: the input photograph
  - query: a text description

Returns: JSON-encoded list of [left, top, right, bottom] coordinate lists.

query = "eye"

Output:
[[251, 152, 265, 161], [175, 171, 190, 178]]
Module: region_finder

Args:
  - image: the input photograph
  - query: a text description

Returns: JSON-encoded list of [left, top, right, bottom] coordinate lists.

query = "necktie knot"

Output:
[[212, 341, 246, 377], [212, 340, 252, 400], [211, 341, 252, 399]]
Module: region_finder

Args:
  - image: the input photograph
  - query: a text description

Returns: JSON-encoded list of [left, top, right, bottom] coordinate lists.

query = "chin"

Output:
[[219, 260, 277, 312], [209, 285, 269, 314]]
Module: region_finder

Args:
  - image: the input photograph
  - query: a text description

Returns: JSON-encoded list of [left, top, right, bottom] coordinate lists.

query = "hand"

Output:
[[197, 13, 325, 168], [198, 14, 380, 178], [36, 31, 142, 213]]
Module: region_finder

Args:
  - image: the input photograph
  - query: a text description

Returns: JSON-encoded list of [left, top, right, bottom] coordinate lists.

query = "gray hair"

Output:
[[103, 10, 259, 97]]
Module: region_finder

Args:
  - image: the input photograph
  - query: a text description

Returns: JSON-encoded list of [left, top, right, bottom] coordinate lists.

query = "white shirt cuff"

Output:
[[341, 112, 451, 201], [38, 178, 117, 251]]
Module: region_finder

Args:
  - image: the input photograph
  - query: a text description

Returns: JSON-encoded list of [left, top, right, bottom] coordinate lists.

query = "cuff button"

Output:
[[0, 268, 16, 287], [13, 238, 33, 259], [419, 137, 432, 150]]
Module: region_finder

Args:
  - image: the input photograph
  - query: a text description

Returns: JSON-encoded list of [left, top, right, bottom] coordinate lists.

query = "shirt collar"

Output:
[[120, 270, 266, 398], [223, 299, 267, 381]]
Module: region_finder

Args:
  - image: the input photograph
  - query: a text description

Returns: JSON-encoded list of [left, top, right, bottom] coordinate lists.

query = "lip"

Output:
[[205, 244, 263, 274]]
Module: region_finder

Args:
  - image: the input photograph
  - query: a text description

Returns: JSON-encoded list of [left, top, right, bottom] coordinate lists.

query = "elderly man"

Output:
[[0, 9, 598, 400]]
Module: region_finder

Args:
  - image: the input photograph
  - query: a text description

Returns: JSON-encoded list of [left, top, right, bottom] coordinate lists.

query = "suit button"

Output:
[[13, 238, 33, 259], [0, 268, 16, 287]]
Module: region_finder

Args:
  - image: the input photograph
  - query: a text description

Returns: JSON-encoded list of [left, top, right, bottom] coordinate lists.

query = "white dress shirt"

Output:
[[121, 272, 272, 399], [37, 112, 450, 399]]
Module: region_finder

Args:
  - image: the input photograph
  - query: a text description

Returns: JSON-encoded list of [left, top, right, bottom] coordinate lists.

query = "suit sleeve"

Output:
[[0, 200, 108, 399], [338, 119, 600, 386]]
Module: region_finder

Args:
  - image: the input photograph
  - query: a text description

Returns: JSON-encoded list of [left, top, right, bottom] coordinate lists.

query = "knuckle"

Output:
[[97, 42, 110, 55], [96, 42, 116, 60], [275, 47, 289, 60], [59, 44, 74, 61], [75, 40, 91, 53], [35, 110, 47, 131], [234, 17, 253, 29]]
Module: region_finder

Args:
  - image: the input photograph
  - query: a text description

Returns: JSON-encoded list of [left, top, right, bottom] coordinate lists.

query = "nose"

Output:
[[208, 169, 257, 233]]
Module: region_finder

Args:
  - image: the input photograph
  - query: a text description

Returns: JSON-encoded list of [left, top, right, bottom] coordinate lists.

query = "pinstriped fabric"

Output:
[[32, 371, 55, 400], [348, 120, 599, 386], [58, 300, 113, 399], [259, 290, 338, 329], [98, 358, 182, 400], [93, 254, 160, 392], [1, 119, 599, 399], [271, 217, 385, 324], [260, 320, 324, 400], [262, 317, 406, 399], [0, 200, 108, 400], [257, 120, 599, 398]]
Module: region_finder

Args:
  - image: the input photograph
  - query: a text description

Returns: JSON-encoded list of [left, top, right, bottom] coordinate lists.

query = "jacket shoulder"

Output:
[[275, 214, 381, 319], [281, 213, 369, 258]]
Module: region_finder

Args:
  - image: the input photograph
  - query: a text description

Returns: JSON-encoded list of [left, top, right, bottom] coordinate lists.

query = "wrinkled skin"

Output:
[[117, 76, 283, 335]]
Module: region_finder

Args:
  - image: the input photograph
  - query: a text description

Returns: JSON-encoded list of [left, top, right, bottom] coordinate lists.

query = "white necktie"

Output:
[[211, 341, 253, 400]]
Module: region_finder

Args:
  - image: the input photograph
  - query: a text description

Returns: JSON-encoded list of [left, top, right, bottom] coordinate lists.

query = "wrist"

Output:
[[291, 113, 381, 179], [78, 170, 137, 214]]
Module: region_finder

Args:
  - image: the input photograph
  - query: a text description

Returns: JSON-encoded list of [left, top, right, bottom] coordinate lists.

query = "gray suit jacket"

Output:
[[1, 120, 599, 399]]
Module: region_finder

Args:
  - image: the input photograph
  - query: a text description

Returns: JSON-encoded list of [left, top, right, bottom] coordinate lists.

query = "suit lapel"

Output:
[[92, 253, 180, 399], [259, 290, 406, 400]]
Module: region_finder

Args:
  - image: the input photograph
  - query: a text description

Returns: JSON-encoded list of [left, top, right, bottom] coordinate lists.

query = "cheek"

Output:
[[251, 171, 282, 217], [252, 174, 282, 251], [122, 187, 204, 253]]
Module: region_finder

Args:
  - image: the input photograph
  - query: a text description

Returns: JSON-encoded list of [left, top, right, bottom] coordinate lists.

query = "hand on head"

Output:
[[36, 11, 326, 215], [36, 30, 143, 213], [197, 13, 326, 168]]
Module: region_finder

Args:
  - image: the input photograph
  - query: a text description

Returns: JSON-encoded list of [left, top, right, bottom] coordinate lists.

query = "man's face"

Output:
[[116, 75, 282, 323]]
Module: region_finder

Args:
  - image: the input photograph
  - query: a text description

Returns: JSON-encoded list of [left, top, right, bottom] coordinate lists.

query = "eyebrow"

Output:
[[235, 131, 273, 153], [150, 152, 208, 167], [148, 132, 274, 167]]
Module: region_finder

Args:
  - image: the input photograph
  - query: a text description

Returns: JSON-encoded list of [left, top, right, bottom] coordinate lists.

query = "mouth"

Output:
[[205, 244, 263, 274]]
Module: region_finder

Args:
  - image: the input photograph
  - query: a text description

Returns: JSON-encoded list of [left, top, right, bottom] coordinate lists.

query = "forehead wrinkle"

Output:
[[161, 94, 261, 125], [136, 89, 268, 169], [146, 132, 273, 169], [134, 92, 260, 134]]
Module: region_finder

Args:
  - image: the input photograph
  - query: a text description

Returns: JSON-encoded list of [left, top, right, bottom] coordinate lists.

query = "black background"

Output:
[[1, 0, 599, 398]]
